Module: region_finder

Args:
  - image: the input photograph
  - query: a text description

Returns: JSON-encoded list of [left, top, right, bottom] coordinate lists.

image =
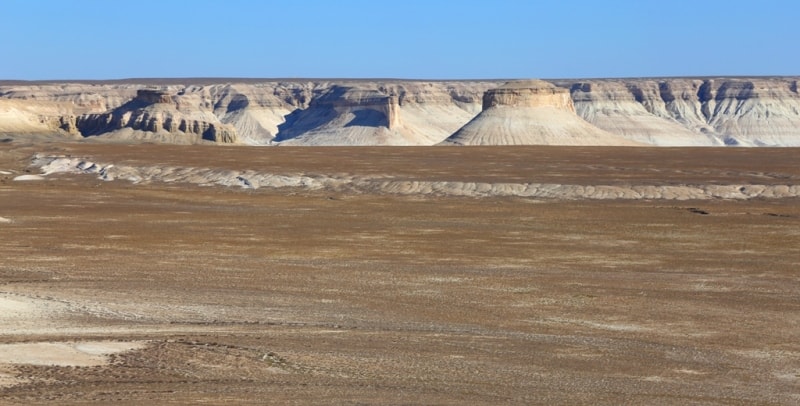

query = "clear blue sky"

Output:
[[1, 0, 796, 80]]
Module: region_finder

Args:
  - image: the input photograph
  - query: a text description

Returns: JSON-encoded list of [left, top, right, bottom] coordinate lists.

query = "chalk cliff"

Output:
[[76, 90, 237, 144], [1, 77, 799, 146], [0, 99, 81, 137], [273, 82, 491, 145], [557, 77, 800, 146], [274, 86, 403, 145], [443, 80, 639, 145]]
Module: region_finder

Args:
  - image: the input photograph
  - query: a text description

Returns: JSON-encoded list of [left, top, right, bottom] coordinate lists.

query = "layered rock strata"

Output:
[[443, 80, 640, 145], [274, 86, 403, 145], [273, 83, 491, 145], [2, 77, 800, 146], [76, 89, 238, 143], [558, 78, 800, 146]]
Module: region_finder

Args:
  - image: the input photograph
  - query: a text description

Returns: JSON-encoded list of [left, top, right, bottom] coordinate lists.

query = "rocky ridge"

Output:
[[33, 154, 800, 200], [1, 77, 799, 146]]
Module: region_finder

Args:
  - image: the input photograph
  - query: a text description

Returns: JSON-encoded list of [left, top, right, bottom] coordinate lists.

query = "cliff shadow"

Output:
[[273, 107, 339, 142], [344, 109, 388, 128], [75, 98, 150, 137]]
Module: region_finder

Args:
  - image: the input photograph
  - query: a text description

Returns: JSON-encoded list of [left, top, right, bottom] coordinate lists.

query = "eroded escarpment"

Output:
[[0, 81, 492, 145], [272, 82, 492, 145], [0, 98, 82, 137], [443, 80, 640, 146], [76, 89, 238, 143], [2, 77, 800, 145], [273, 86, 403, 145], [560, 77, 800, 146]]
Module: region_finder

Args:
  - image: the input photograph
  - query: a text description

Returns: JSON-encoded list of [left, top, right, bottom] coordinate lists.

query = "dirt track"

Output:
[[1, 142, 799, 404]]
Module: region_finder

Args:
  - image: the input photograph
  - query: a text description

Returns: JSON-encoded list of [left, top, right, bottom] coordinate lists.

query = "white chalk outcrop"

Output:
[[0, 81, 491, 145], [443, 80, 640, 145], [33, 154, 800, 201], [273, 86, 404, 145], [2, 77, 800, 146], [76, 90, 238, 144], [272, 83, 490, 145], [560, 78, 800, 146]]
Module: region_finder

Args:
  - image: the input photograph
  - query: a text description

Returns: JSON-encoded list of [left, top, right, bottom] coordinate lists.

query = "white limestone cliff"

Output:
[[442, 80, 640, 146], [2, 77, 800, 146]]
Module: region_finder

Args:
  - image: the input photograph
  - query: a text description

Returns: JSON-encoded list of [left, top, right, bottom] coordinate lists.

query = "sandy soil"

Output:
[[1, 141, 799, 404]]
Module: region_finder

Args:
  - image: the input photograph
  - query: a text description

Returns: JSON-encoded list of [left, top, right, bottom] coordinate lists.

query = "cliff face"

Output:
[[704, 79, 800, 146], [76, 89, 238, 144], [273, 82, 493, 145], [0, 99, 81, 137], [0, 80, 492, 145], [444, 80, 639, 146], [273, 86, 401, 145], [556, 77, 800, 146], [1, 77, 799, 146], [482, 79, 575, 110]]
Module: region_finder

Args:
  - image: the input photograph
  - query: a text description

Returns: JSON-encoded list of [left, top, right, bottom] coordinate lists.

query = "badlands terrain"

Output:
[[1, 76, 800, 146], [0, 137, 799, 403], [0, 77, 799, 404]]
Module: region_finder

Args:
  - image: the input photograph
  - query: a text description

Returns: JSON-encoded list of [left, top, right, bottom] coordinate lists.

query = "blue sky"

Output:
[[1, 0, 796, 80]]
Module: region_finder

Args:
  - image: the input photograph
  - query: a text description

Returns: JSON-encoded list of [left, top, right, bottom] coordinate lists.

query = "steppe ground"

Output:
[[1, 140, 799, 404]]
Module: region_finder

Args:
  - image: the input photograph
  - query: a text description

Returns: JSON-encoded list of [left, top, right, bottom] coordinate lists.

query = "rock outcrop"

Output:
[[76, 89, 238, 144], [271, 82, 496, 145], [35, 154, 800, 200], [558, 77, 800, 146], [0, 99, 81, 138], [0, 80, 491, 145], [134, 89, 173, 104], [2, 77, 800, 146], [273, 86, 404, 145], [443, 80, 640, 146]]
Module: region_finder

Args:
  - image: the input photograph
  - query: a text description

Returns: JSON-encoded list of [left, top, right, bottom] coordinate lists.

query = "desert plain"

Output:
[[0, 138, 797, 404]]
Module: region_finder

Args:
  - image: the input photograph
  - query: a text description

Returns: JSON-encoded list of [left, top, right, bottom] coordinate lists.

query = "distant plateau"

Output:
[[1, 77, 799, 146]]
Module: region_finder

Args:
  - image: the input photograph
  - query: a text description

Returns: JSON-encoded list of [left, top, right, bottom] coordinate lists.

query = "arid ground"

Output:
[[1, 141, 799, 404]]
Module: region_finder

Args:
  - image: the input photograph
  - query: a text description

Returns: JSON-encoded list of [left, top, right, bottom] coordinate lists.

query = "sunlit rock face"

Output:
[[482, 79, 575, 110], [443, 80, 640, 146], [2, 77, 800, 146], [271, 83, 494, 145], [273, 86, 402, 145], [559, 77, 800, 146], [76, 89, 238, 144]]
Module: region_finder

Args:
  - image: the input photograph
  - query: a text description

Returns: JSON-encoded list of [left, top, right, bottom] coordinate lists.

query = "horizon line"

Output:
[[2, 75, 799, 85]]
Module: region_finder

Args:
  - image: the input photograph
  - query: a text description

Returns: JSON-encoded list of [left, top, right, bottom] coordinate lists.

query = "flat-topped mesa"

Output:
[[135, 89, 174, 105], [483, 80, 574, 111], [442, 80, 640, 146], [310, 86, 399, 129]]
